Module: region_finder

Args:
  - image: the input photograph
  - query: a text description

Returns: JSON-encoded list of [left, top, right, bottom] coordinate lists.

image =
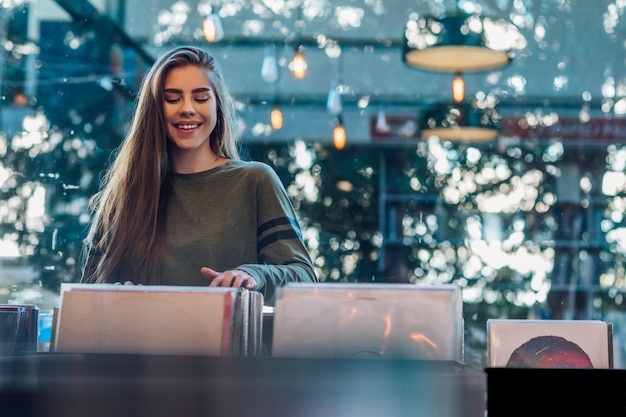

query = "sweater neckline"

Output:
[[171, 160, 232, 178]]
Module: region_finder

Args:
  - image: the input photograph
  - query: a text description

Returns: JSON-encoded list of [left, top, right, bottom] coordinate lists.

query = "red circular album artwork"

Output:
[[506, 335, 594, 368]]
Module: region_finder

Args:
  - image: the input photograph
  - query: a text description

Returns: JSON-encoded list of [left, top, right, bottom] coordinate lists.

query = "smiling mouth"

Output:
[[176, 123, 199, 130]]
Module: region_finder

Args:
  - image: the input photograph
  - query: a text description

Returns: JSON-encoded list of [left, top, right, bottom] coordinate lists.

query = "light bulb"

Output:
[[270, 105, 283, 129], [452, 72, 464, 102], [333, 118, 346, 149], [375, 110, 391, 133], [261, 45, 279, 83], [289, 45, 307, 79], [326, 81, 343, 115], [203, 13, 224, 43]]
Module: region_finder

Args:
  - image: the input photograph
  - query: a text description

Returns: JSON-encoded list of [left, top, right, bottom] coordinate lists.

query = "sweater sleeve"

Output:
[[235, 163, 317, 306]]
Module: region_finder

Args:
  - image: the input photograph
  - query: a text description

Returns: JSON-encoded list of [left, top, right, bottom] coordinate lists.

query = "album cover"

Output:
[[487, 319, 612, 369]]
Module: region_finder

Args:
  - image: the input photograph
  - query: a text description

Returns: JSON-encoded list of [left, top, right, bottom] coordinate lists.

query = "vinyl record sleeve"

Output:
[[487, 319, 612, 369], [55, 284, 238, 356], [0, 306, 26, 355], [272, 283, 464, 361]]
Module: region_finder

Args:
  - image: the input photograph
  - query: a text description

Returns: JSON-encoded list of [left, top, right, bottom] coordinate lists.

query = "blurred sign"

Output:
[[501, 117, 626, 141], [371, 115, 626, 141]]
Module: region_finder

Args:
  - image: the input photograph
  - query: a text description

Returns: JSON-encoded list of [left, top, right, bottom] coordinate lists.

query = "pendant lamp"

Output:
[[403, 7, 520, 141], [420, 100, 501, 142], [403, 11, 514, 73]]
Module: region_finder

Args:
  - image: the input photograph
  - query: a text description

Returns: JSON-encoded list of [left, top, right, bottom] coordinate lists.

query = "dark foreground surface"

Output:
[[0, 354, 485, 417]]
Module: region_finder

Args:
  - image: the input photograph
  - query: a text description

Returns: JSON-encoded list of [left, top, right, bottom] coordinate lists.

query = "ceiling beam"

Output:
[[52, 0, 155, 65]]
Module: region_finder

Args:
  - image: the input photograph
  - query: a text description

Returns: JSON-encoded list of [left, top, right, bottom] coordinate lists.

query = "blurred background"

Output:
[[1, 0, 625, 369]]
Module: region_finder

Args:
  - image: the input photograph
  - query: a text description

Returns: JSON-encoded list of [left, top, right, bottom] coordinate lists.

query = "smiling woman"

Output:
[[79, 45, 317, 306]]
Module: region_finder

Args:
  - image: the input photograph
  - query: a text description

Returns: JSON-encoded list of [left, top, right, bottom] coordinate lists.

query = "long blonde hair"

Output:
[[83, 46, 240, 284]]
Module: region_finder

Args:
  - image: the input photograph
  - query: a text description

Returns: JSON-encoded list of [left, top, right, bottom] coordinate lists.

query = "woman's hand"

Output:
[[201, 267, 257, 290]]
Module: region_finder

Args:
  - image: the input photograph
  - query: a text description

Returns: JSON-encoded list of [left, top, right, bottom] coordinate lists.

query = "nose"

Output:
[[179, 96, 196, 115]]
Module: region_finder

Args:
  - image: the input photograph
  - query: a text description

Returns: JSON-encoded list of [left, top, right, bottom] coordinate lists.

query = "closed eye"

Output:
[[164, 94, 210, 104], [164, 87, 212, 104]]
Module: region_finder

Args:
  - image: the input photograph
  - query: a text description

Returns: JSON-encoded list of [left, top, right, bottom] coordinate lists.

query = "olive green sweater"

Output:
[[83, 160, 317, 305]]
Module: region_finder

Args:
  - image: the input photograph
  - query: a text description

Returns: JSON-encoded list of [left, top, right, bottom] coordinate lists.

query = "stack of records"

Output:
[[0, 304, 39, 355], [53, 284, 263, 356], [272, 283, 464, 362]]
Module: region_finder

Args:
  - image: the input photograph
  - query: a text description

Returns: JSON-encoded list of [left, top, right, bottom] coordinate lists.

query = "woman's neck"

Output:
[[171, 149, 227, 174]]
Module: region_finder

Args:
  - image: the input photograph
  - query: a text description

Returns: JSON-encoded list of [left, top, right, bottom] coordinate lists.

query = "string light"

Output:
[[270, 104, 283, 130], [289, 44, 307, 79], [452, 72, 465, 102], [202, 8, 224, 43], [261, 44, 279, 83], [333, 116, 346, 149], [326, 80, 342, 115], [263, 44, 282, 129]]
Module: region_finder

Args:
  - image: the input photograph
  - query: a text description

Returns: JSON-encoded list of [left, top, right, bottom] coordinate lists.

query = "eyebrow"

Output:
[[163, 87, 212, 94]]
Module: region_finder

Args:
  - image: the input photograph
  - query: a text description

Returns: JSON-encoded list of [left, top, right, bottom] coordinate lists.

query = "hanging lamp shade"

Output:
[[403, 11, 516, 73], [420, 100, 501, 141], [404, 10, 521, 141]]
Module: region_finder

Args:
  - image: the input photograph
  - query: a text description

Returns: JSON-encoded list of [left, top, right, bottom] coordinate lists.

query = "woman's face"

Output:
[[163, 64, 218, 158]]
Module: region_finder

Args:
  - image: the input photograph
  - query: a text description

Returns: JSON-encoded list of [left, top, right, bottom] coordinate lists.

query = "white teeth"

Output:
[[178, 124, 198, 130]]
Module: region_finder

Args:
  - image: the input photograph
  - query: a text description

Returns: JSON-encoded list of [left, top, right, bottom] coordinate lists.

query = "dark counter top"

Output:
[[0, 353, 486, 417]]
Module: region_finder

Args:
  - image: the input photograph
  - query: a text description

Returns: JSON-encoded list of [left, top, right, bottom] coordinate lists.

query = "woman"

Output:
[[81, 45, 317, 305]]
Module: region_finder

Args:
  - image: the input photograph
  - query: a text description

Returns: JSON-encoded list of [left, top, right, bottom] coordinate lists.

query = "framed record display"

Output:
[[273, 283, 464, 361], [487, 319, 613, 369]]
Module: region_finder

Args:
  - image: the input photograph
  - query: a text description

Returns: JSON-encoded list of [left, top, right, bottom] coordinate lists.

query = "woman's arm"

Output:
[[235, 163, 317, 305]]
